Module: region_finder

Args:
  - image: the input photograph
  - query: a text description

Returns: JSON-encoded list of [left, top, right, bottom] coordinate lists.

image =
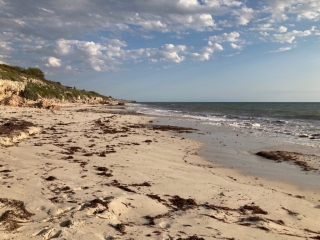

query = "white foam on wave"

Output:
[[128, 103, 320, 149]]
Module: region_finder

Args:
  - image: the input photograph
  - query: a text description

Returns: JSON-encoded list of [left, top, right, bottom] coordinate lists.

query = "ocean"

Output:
[[128, 102, 320, 149]]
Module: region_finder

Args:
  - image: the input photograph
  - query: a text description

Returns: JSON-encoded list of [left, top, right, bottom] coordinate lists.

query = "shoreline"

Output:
[[153, 116, 320, 192], [1, 103, 320, 239]]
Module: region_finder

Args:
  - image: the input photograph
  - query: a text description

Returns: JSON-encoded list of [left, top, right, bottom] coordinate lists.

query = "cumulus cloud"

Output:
[[209, 31, 240, 42], [278, 26, 287, 33], [50, 38, 225, 71], [266, 0, 320, 21], [0, 0, 318, 73], [230, 43, 242, 50], [147, 44, 187, 63], [273, 30, 312, 43], [46, 57, 61, 67], [233, 6, 255, 25]]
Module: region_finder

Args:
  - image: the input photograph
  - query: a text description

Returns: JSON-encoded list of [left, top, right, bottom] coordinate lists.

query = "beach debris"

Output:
[[153, 230, 162, 235], [0, 118, 39, 146], [305, 229, 320, 235], [130, 182, 151, 187], [169, 195, 197, 210], [0, 118, 34, 137], [147, 194, 170, 207], [0, 198, 34, 232], [82, 198, 109, 210], [241, 216, 266, 222], [267, 219, 285, 225], [310, 236, 320, 239], [282, 207, 299, 216], [149, 124, 197, 133], [201, 213, 227, 222], [202, 203, 237, 212], [45, 176, 57, 181], [96, 166, 108, 171], [96, 171, 113, 177], [239, 205, 268, 215], [256, 151, 319, 172], [110, 180, 136, 193], [49, 197, 60, 203], [115, 223, 126, 234], [144, 212, 170, 225], [177, 235, 205, 240], [83, 152, 94, 156]]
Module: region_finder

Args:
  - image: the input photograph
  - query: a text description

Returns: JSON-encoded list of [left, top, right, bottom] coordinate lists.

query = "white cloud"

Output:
[[0, 0, 319, 73], [233, 6, 255, 25], [230, 42, 242, 50], [46, 57, 61, 67], [273, 29, 312, 43], [270, 46, 292, 53], [221, 0, 242, 7], [197, 42, 223, 60], [260, 32, 269, 36], [209, 31, 240, 42], [278, 26, 287, 33], [53, 38, 226, 71], [151, 44, 187, 63], [266, 0, 320, 21], [258, 23, 274, 31], [0, 42, 13, 52], [139, 20, 168, 31]]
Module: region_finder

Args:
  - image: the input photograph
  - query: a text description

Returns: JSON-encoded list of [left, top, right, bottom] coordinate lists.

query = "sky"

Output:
[[0, 0, 319, 102]]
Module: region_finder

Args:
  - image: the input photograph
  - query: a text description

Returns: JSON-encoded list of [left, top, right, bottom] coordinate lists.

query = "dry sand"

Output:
[[0, 103, 320, 240]]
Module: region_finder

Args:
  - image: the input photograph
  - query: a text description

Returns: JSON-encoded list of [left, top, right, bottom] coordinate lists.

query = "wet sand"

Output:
[[156, 117, 320, 191]]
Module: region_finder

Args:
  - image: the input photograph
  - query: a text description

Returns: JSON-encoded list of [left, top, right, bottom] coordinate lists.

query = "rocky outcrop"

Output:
[[80, 96, 105, 105], [22, 76, 47, 87], [0, 80, 27, 107], [0, 66, 129, 109], [0, 79, 26, 98], [0, 95, 27, 107], [35, 99, 60, 110]]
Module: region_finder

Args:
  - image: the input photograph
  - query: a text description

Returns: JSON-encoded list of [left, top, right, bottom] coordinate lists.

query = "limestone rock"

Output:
[[36, 99, 60, 110], [0, 95, 27, 107]]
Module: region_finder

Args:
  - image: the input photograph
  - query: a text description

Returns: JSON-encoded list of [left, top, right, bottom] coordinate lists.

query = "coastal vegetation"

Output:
[[0, 64, 113, 102]]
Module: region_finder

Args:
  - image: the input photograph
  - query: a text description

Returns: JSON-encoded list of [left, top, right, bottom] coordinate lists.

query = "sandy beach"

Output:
[[1, 103, 320, 240]]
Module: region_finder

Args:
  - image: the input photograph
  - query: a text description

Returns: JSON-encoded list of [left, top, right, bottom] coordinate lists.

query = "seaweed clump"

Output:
[[169, 195, 197, 210], [0, 198, 34, 232]]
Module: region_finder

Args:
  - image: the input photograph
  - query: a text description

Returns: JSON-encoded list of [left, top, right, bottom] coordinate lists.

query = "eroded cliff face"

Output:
[[0, 79, 120, 108], [0, 79, 58, 108], [0, 80, 27, 107], [0, 79, 26, 96]]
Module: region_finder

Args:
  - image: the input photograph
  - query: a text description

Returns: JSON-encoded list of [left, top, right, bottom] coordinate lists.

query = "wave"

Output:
[[127, 103, 320, 148]]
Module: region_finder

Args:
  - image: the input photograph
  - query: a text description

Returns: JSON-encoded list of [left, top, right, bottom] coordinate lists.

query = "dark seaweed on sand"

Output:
[[0, 118, 34, 137], [0, 198, 34, 232], [169, 195, 197, 210], [256, 151, 318, 172], [177, 235, 205, 240]]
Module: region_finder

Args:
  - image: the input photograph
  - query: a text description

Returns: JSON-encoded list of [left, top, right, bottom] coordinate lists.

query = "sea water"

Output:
[[128, 102, 320, 149]]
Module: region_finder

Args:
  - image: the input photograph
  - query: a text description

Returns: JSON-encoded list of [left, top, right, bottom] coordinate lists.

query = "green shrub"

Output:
[[21, 87, 39, 100], [1, 64, 114, 101]]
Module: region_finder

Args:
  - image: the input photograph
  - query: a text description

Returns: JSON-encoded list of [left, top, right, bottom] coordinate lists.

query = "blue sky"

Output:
[[0, 0, 319, 101]]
